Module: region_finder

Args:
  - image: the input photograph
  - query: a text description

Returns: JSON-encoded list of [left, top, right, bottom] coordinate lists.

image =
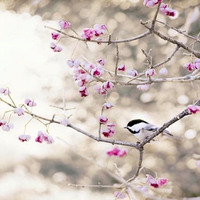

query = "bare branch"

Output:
[[141, 22, 200, 58], [45, 26, 152, 44]]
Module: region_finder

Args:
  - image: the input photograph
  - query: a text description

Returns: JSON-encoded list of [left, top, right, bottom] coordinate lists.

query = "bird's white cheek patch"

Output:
[[129, 122, 148, 132]]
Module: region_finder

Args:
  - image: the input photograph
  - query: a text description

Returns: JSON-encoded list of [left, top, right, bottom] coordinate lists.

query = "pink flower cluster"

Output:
[[107, 147, 127, 157], [143, 1, 176, 17], [0, 120, 14, 131], [94, 81, 114, 95], [18, 131, 54, 144], [99, 102, 115, 137], [116, 64, 139, 76], [102, 123, 115, 137], [183, 58, 200, 72], [146, 174, 168, 188], [50, 20, 71, 52], [67, 58, 108, 97], [35, 131, 54, 144], [81, 24, 107, 41]]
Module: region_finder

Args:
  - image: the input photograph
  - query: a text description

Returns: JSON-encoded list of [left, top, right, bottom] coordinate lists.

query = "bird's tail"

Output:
[[163, 129, 183, 142]]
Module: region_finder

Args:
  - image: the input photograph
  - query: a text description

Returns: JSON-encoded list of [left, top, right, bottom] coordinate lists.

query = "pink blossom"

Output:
[[102, 81, 114, 91], [159, 67, 168, 75], [114, 191, 126, 199], [127, 69, 138, 77], [50, 42, 62, 52], [67, 60, 74, 68], [73, 59, 81, 68], [81, 28, 94, 40], [94, 85, 102, 93], [53, 45, 62, 52], [79, 86, 89, 97], [118, 149, 127, 157], [107, 147, 121, 156], [0, 120, 6, 127], [99, 115, 108, 124], [97, 58, 106, 66], [183, 62, 195, 72], [60, 118, 70, 126], [1, 121, 14, 132], [160, 3, 176, 17], [103, 102, 114, 109], [73, 67, 86, 81], [102, 128, 114, 137], [14, 107, 25, 116], [91, 64, 104, 76], [0, 88, 11, 95], [45, 134, 54, 144], [146, 174, 168, 188], [194, 58, 200, 70], [93, 24, 107, 36], [143, 0, 162, 7], [107, 147, 127, 157], [107, 123, 115, 130], [102, 123, 115, 137], [35, 131, 44, 143], [35, 131, 54, 144], [25, 99, 37, 107], [84, 63, 95, 71], [137, 84, 150, 91], [94, 81, 114, 95], [118, 64, 126, 71], [51, 32, 60, 40], [187, 105, 200, 114], [50, 42, 56, 49], [59, 20, 71, 29], [145, 68, 156, 77], [196, 160, 200, 169], [137, 185, 149, 193], [77, 74, 92, 86], [96, 37, 103, 44], [19, 134, 31, 142]]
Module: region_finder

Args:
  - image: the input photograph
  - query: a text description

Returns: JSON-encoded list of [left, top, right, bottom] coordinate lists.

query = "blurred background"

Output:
[[0, 0, 200, 199]]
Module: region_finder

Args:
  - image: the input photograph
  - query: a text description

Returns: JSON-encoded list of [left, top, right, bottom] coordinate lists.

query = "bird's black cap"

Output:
[[125, 119, 148, 128]]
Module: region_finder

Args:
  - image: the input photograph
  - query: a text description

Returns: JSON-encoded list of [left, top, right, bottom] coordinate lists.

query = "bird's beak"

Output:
[[124, 126, 127, 129]]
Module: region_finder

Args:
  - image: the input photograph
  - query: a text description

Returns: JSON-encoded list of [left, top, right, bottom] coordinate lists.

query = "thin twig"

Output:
[[156, 20, 200, 42], [141, 22, 200, 58], [45, 26, 151, 44], [115, 43, 120, 82]]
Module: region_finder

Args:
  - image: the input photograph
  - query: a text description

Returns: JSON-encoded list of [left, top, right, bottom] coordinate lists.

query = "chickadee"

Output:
[[124, 119, 173, 141]]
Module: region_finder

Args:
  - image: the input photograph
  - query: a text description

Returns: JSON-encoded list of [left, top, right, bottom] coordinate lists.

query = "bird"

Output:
[[124, 119, 174, 141]]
